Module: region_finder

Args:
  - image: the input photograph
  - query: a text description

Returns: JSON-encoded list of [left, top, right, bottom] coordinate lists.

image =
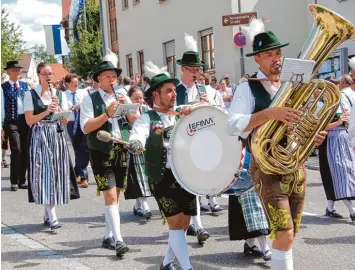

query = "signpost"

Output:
[[222, 12, 258, 27]]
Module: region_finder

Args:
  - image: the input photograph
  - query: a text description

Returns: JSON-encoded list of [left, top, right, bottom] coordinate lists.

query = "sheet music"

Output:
[[280, 58, 315, 83], [115, 103, 140, 115], [51, 110, 72, 121]]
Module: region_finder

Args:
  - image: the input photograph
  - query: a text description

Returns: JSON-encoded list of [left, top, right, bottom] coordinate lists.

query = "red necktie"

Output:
[[14, 82, 18, 89]]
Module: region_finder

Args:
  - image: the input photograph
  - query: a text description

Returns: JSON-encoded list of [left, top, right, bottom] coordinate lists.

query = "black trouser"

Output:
[[4, 115, 29, 185]]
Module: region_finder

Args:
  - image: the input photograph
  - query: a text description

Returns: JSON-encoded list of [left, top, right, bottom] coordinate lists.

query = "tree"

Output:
[[69, 0, 102, 78], [1, 8, 25, 72], [27, 44, 58, 64]]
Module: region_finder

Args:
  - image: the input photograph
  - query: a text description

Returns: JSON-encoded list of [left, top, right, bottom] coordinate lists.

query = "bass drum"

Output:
[[169, 105, 242, 196]]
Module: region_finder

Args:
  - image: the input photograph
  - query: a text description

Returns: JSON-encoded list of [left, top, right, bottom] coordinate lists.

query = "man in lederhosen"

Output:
[[227, 20, 326, 269], [128, 62, 196, 270], [176, 33, 210, 245], [1, 61, 30, 191], [80, 60, 138, 257]]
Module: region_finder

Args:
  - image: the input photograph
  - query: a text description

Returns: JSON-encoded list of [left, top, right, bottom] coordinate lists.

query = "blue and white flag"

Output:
[[43, 25, 69, 56]]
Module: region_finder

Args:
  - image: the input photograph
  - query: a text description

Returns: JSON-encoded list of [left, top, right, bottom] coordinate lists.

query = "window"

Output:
[[109, 19, 117, 42], [200, 28, 215, 71], [126, 54, 133, 78], [137, 50, 144, 75], [122, 0, 128, 9], [133, 0, 140, 5], [108, 0, 115, 10], [163, 40, 176, 77]]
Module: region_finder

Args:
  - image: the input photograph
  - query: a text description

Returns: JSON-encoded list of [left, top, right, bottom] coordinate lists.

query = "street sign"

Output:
[[222, 12, 258, 27], [234, 32, 246, 48]]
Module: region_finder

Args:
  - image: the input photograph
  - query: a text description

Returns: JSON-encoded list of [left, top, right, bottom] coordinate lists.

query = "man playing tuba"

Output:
[[227, 19, 327, 270]]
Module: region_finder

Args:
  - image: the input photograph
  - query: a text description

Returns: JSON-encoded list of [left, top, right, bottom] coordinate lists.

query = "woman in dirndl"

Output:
[[24, 62, 80, 232], [319, 77, 355, 222], [124, 86, 152, 219]]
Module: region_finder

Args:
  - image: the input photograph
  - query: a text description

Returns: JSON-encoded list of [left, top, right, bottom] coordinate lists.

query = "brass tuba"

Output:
[[251, 4, 355, 175]]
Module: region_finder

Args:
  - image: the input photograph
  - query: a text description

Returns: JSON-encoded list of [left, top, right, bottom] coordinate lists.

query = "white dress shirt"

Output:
[[348, 104, 355, 148], [129, 105, 176, 168], [65, 89, 87, 121], [177, 80, 200, 104], [80, 88, 131, 139], [24, 85, 68, 112], [227, 70, 280, 139], [340, 86, 355, 111], [1, 80, 30, 122], [206, 85, 225, 108]]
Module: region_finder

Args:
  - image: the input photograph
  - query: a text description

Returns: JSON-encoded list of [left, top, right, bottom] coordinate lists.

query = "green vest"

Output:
[[176, 83, 207, 106], [87, 91, 131, 154], [144, 110, 167, 184]]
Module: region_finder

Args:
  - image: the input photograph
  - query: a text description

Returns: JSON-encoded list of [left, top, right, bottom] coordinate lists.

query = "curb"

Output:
[[305, 164, 320, 171]]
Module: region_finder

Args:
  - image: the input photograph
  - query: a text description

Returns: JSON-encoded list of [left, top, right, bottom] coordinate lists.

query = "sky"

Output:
[[2, 0, 63, 49]]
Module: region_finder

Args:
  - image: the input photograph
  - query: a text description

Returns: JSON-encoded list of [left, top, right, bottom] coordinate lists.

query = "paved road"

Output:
[[1, 150, 354, 270]]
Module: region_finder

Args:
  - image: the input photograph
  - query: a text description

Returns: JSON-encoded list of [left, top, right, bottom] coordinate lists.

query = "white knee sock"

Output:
[[245, 238, 257, 248], [208, 196, 218, 207], [163, 238, 176, 266], [44, 207, 49, 220], [168, 230, 192, 270], [134, 198, 141, 210], [139, 197, 150, 211], [45, 204, 57, 224], [191, 198, 203, 230], [104, 204, 123, 242], [343, 200, 355, 215], [2, 150, 6, 160], [257, 235, 270, 252], [104, 216, 113, 239], [272, 248, 293, 270], [327, 200, 335, 212]]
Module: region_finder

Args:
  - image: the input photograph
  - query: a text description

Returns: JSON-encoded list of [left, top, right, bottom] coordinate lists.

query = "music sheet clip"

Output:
[[280, 58, 315, 85]]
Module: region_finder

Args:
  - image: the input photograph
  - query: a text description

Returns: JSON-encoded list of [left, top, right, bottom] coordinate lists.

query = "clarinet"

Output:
[[48, 80, 64, 133], [193, 76, 203, 102], [111, 84, 129, 128]]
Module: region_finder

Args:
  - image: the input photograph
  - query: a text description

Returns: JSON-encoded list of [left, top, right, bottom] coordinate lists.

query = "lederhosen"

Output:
[[145, 110, 197, 218], [245, 74, 307, 240], [27, 88, 80, 204], [87, 91, 130, 194]]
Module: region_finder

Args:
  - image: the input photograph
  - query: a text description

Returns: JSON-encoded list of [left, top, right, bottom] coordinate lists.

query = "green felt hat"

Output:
[[144, 73, 180, 98], [176, 51, 205, 67], [245, 31, 289, 57], [92, 61, 122, 82]]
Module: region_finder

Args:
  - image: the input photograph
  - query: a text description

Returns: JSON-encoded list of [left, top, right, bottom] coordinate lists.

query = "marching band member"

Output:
[[80, 60, 137, 256], [128, 62, 196, 270], [124, 86, 152, 219], [176, 33, 210, 245], [25, 62, 80, 232], [1, 61, 31, 191], [227, 20, 326, 270]]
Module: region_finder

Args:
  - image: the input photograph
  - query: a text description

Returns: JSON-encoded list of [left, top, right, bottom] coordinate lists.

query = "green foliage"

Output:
[[26, 44, 58, 64], [1, 8, 25, 72], [69, 0, 102, 78]]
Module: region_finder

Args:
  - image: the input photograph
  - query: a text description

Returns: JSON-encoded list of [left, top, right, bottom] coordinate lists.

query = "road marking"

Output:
[[1, 223, 91, 270]]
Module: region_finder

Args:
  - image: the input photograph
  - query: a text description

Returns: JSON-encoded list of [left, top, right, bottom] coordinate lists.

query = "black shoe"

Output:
[[115, 241, 129, 256], [196, 228, 210, 244], [133, 206, 144, 217], [102, 237, 116, 250], [50, 221, 62, 233], [10, 184, 18, 191], [143, 210, 152, 219], [210, 204, 223, 213], [186, 224, 197, 236], [243, 242, 263, 257], [263, 250, 272, 261], [43, 217, 50, 227], [350, 214, 355, 222], [19, 184, 28, 189], [325, 208, 344, 218], [160, 262, 179, 270]]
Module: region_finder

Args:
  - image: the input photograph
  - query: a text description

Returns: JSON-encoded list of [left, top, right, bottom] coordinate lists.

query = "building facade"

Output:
[[101, 0, 355, 82]]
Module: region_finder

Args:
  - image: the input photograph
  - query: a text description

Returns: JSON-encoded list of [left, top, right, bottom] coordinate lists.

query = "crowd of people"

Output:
[[1, 18, 355, 270]]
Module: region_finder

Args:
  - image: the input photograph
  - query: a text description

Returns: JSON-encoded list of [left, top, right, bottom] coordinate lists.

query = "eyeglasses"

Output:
[[184, 67, 202, 73], [40, 73, 54, 76]]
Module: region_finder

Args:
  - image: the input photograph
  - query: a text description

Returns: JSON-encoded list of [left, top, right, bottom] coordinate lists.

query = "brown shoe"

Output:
[[80, 179, 88, 188], [76, 176, 81, 184]]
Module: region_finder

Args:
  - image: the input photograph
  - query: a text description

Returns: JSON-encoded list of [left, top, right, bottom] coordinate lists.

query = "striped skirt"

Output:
[[327, 126, 355, 200], [28, 121, 71, 205]]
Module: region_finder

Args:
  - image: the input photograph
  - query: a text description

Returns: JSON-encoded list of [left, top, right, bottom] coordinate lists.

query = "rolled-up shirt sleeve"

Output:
[[129, 113, 150, 147], [227, 82, 254, 139], [349, 105, 355, 148], [80, 94, 94, 134]]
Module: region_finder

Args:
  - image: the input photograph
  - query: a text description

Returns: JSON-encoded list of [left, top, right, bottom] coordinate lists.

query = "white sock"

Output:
[[104, 204, 123, 242], [44, 207, 49, 220], [327, 200, 335, 212], [169, 230, 192, 270], [104, 216, 113, 239], [272, 248, 293, 270], [2, 150, 6, 160], [44, 204, 57, 224], [245, 238, 257, 248], [139, 197, 150, 211], [343, 200, 355, 215], [257, 235, 270, 252], [208, 196, 218, 207], [134, 199, 141, 210], [191, 198, 203, 230], [163, 238, 176, 267]]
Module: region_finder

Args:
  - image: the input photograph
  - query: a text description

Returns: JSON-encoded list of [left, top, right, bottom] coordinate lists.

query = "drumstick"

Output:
[[97, 131, 130, 146]]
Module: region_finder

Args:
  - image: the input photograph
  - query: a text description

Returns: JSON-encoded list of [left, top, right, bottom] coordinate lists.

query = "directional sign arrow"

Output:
[[224, 18, 229, 24]]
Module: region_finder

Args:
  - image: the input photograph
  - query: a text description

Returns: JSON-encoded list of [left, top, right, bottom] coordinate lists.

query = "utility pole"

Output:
[[238, 0, 245, 78], [83, 0, 87, 30]]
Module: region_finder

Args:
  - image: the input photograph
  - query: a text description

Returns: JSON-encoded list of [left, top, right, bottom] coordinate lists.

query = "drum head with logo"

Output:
[[169, 106, 242, 196]]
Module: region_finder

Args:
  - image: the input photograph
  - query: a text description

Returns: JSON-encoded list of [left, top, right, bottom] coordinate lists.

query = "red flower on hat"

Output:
[[152, 125, 156, 130]]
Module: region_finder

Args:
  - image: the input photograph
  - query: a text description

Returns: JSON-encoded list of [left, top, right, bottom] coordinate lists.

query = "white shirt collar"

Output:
[[98, 88, 115, 99], [8, 80, 19, 86]]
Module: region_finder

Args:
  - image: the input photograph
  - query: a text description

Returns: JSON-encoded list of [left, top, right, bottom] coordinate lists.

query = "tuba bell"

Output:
[[251, 4, 355, 175]]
